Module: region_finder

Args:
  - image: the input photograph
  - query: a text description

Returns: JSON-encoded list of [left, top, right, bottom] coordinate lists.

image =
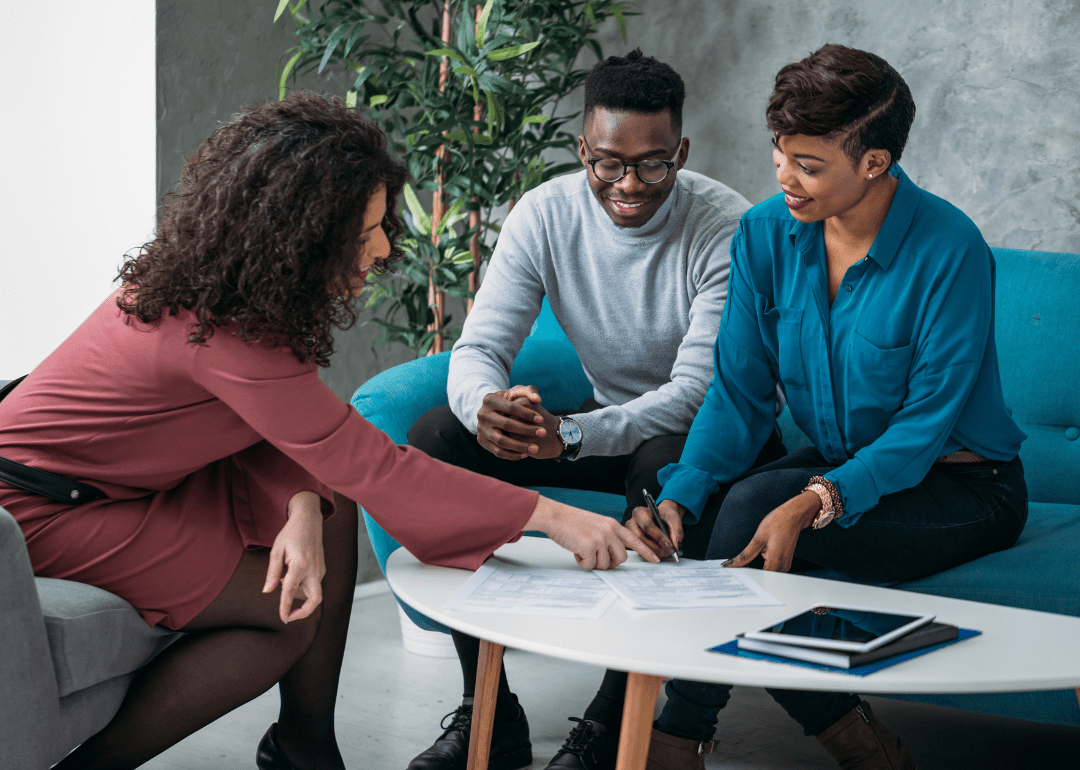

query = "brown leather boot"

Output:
[[645, 728, 716, 770], [816, 700, 918, 769]]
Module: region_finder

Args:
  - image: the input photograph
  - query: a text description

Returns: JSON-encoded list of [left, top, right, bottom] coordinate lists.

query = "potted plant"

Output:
[[275, 0, 634, 355]]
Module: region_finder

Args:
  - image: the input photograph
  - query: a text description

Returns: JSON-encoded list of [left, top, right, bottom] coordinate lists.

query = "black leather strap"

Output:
[[0, 375, 27, 401], [0, 375, 105, 504], [0, 455, 105, 504]]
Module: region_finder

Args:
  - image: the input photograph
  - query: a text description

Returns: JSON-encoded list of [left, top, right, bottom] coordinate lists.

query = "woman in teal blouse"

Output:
[[627, 45, 1028, 770]]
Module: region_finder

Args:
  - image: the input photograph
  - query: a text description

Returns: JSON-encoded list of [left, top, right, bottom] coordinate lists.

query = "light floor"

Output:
[[143, 585, 1080, 769]]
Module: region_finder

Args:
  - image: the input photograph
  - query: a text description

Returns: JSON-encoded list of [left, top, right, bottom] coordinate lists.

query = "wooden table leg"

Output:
[[467, 639, 505, 770], [615, 672, 665, 770]]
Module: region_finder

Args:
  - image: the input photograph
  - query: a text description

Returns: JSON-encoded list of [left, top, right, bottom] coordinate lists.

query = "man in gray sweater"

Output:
[[407, 50, 777, 770]]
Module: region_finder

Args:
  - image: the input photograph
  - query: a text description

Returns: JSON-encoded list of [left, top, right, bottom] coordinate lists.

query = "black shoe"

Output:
[[543, 718, 618, 770], [407, 697, 533, 770], [256, 723, 301, 770]]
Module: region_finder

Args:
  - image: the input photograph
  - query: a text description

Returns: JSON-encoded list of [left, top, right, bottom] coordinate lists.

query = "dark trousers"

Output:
[[657, 447, 1029, 741], [407, 402, 686, 527], [408, 403, 786, 556], [408, 403, 787, 727], [407, 402, 691, 711]]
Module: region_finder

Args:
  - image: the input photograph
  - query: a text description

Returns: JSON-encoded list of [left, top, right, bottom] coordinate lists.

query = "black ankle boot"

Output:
[[256, 724, 300, 770], [407, 698, 532, 770], [543, 718, 618, 770]]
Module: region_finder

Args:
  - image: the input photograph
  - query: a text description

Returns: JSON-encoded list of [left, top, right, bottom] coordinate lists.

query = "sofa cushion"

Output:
[[899, 502, 1080, 616], [36, 578, 180, 697]]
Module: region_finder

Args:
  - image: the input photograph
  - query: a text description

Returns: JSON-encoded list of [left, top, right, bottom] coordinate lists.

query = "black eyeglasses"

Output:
[[583, 137, 679, 184]]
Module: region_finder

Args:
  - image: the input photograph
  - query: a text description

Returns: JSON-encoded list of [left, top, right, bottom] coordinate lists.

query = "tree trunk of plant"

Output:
[[427, 0, 453, 355], [466, 5, 484, 315]]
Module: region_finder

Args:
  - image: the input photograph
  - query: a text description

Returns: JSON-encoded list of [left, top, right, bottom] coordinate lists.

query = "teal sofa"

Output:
[[351, 247, 1080, 728]]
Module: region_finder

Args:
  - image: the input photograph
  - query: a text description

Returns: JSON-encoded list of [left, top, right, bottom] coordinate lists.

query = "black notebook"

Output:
[[736, 622, 960, 669]]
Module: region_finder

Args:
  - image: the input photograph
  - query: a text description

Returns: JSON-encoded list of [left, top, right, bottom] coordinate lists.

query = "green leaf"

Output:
[[475, 0, 496, 49], [521, 114, 551, 126], [442, 129, 469, 142], [362, 282, 392, 310], [452, 65, 478, 78], [318, 24, 348, 73], [613, 3, 628, 41], [278, 50, 303, 100], [584, 1, 597, 27], [369, 94, 388, 107], [403, 183, 432, 235], [273, 0, 291, 23], [435, 198, 467, 238], [486, 91, 503, 127], [486, 41, 540, 61], [426, 47, 466, 64], [450, 250, 476, 265], [346, 90, 358, 108], [478, 71, 512, 93], [351, 65, 374, 92]]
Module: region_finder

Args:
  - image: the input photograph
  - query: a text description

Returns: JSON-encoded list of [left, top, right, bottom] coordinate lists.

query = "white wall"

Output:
[[0, 1, 155, 380]]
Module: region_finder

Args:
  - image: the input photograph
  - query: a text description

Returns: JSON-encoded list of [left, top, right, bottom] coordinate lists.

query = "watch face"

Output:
[[559, 419, 582, 445]]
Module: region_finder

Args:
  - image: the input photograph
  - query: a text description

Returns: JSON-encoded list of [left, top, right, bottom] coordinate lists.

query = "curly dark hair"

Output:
[[117, 90, 407, 366], [766, 44, 916, 167], [584, 48, 685, 132]]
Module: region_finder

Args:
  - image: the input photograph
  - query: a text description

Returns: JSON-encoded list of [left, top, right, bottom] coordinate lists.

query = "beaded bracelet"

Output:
[[805, 475, 844, 529]]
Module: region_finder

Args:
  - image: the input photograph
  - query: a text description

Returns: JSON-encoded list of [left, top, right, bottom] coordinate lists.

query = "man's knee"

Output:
[[627, 434, 687, 481], [407, 405, 471, 463]]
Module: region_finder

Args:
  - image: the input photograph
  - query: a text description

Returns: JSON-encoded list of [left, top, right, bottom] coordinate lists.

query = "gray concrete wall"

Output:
[[588, 0, 1080, 253]]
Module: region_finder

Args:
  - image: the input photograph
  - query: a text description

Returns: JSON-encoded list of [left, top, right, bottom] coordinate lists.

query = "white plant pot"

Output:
[[397, 606, 458, 657]]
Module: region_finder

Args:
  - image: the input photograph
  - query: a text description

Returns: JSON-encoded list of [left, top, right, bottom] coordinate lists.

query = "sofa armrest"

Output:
[[350, 337, 593, 444], [0, 506, 61, 769], [351, 335, 594, 632], [352, 352, 451, 444]]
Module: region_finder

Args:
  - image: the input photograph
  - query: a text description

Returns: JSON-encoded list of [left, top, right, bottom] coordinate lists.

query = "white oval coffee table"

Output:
[[387, 537, 1080, 770]]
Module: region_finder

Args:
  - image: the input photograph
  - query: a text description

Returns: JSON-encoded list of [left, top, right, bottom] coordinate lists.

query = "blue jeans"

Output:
[[656, 447, 1028, 740]]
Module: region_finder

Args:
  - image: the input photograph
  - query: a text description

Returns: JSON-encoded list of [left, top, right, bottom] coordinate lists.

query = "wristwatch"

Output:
[[557, 416, 583, 460]]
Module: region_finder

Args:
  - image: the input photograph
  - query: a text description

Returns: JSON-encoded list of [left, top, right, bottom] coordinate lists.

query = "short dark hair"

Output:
[[766, 44, 916, 167], [584, 48, 685, 132], [117, 90, 407, 367]]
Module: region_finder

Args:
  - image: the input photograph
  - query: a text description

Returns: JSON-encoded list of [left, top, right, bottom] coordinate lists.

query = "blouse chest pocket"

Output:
[[760, 300, 808, 391], [846, 331, 916, 416]]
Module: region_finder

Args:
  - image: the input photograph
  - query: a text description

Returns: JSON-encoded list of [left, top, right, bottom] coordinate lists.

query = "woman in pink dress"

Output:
[[0, 91, 653, 770]]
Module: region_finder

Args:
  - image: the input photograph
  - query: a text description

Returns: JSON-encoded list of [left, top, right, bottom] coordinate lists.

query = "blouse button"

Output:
[[844, 284, 853, 292], [1066, 426, 1080, 441]]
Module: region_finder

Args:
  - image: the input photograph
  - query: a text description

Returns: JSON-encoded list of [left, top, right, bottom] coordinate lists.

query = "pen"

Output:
[[642, 488, 679, 562]]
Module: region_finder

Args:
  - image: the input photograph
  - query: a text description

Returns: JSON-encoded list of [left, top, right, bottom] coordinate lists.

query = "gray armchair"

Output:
[[0, 506, 180, 768]]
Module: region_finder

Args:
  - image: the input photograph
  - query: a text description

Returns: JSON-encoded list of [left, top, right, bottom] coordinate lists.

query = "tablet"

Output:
[[740, 604, 936, 653]]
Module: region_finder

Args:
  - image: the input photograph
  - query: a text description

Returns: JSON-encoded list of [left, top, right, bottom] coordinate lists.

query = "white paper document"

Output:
[[445, 562, 618, 619], [593, 559, 782, 609]]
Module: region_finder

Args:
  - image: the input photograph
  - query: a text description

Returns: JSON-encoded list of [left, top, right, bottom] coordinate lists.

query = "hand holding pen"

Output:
[[640, 489, 681, 562]]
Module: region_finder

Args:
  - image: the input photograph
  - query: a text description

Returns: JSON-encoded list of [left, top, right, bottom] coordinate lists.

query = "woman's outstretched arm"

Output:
[[525, 495, 659, 570]]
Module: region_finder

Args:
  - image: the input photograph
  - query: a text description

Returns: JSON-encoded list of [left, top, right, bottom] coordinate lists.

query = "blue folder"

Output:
[[709, 628, 981, 676]]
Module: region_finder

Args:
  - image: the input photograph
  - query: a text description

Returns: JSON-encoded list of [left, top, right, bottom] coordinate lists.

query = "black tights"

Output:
[[54, 495, 359, 770], [452, 630, 521, 721]]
